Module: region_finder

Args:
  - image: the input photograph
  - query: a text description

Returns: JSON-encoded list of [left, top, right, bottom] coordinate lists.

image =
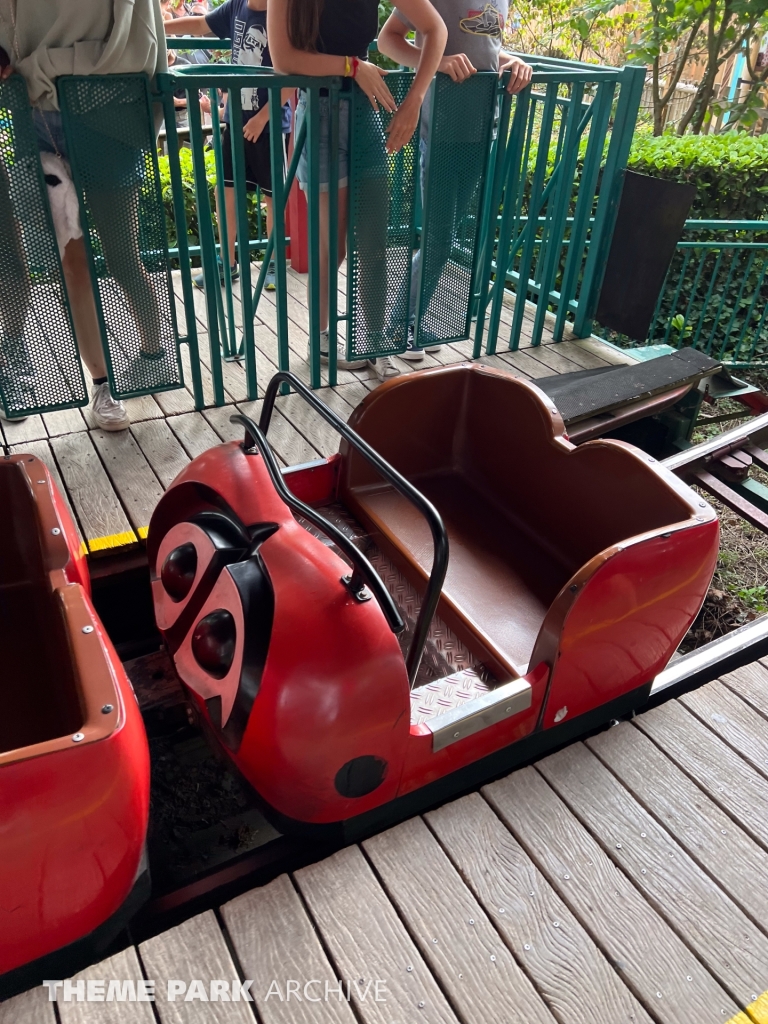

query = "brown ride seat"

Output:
[[339, 363, 696, 681], [0, 462, 82, 754]]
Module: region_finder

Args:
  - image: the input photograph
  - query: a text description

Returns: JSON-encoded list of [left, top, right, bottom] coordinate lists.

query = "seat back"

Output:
[[0, 462, 82, 754], [340, 364, 701, 676]]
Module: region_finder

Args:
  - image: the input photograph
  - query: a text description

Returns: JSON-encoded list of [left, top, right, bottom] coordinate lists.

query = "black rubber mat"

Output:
[[535, 347, 721, 424]]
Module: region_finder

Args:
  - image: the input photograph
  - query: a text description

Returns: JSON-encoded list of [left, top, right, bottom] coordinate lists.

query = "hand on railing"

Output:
[[438, 53, 477, 83], [385, 91, 421, 154], [354, 60, 397, 114], [498, 53, 533, 94]]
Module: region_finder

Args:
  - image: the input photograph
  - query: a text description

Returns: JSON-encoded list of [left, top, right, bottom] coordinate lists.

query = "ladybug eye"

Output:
[[192, 609, 236, 679], [161, 542, 198, 601]]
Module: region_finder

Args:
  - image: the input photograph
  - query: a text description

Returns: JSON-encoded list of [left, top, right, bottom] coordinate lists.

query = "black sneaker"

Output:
[[193, 257, 239, 290]]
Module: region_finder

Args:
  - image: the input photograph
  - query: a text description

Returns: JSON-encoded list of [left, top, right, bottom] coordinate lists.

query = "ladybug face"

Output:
[[153, 509, 277, 750]]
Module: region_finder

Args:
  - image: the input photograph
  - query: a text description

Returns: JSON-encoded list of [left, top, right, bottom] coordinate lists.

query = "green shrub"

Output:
[[626, 134, 768, 221], [157, 146, 267, 263]]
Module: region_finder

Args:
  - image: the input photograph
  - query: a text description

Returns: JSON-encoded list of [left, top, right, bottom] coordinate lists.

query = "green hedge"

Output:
[[157, 146, 267, 260], [626, 134, 768, 221]]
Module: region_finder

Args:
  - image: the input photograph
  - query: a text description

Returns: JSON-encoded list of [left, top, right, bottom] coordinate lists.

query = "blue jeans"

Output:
[[295, 92, 350, 193]]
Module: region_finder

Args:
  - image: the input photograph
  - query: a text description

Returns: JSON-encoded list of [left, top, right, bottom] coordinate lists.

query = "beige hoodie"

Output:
[[0, 0, 168, 109]]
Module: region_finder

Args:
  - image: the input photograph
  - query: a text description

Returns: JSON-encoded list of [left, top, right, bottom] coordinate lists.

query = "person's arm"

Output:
[[164, 14, 215, 36], [267, 0, 397, 114], [497, 51, 532, 93], [242, 88, 296, 142], [380, 0, 446, 153], [379, 10, 473, 82]]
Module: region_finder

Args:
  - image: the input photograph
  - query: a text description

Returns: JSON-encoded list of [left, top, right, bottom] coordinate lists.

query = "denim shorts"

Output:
[[33, 107, 143, 189], [33, 109, 69, 159], [295, 92, 350, 192]]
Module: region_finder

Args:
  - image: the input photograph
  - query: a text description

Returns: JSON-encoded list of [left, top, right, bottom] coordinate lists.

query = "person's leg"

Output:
[[87, 188, 163, 357], [60, 237, 107, 379], [60, 236, 130, 430]]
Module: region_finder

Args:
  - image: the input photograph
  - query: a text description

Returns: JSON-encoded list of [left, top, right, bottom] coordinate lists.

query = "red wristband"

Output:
[[351, 56, 360, 79]]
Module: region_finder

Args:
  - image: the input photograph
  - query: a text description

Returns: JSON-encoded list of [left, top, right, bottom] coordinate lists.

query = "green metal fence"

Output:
[[0, 53, 645, 419], [594, 220, 768, 368], [476, 60, 646, 358]]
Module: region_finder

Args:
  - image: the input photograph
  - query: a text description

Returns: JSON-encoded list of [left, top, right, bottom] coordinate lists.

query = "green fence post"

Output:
[[209, 90, 238, 361], [327, 84, 341, 388], [483, 87, 531, 355], [187, 86, 226, 405], [159, 79, 204, 409], [530, 81, 584, 347], [268, 84, 291, 393], [228, 87, 258, 399], [572, 64, 644, 339], [306, 87, 322, 390]]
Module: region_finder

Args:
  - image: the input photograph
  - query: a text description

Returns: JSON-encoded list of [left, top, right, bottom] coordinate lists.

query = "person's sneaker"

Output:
[[193, 258, 239, 291], [265, 261, 277, 292], [91, 382, 130, 431], [309, 330, 368, 370], [369, 356, 401, 381], [402, 322, 440, 360]]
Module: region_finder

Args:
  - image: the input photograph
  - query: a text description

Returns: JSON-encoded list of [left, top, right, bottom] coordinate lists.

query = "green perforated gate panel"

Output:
[[58, 75, 183, 399], [415, 74, 497, 346], [0, 76, 87, 419], [347, 72, 418, 361]]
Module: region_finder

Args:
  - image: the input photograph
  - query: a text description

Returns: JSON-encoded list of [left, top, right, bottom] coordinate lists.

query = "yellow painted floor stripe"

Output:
[[87, 530, 138, 553], [727, 990, 768, 1024], [137, 526, 149, 540]]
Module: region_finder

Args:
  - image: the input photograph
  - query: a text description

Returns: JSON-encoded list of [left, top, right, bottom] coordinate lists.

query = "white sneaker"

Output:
[[369, 356, 401, 381], [309, 330, 367, 371], [91, 382, 130, 431]]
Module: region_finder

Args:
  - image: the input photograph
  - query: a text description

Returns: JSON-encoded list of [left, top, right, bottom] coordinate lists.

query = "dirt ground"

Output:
[[679, 373, 768, 651]]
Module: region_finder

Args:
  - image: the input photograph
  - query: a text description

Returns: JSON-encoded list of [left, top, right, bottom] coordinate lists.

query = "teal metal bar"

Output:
[[553, 79, 614, 340], [268, 84, 291, 392], [572, 64, 645, 338], [160, 87, 204, 408], [483, 88, 531, 355], [507, 81, 558, 351], [327, 84, 341, 387], [473, 79, 513, 358], [306, 88, 322, 390], [530, 80, 584, 347], [209, 89, 238, 361], [186, 88, 226, 405], [690, 249, 724, 354], [228, 87, 258, 399]]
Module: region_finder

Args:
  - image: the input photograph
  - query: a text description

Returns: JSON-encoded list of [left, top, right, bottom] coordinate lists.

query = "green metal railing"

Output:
[[595, 220, 768, 367], [0, 53, 645, 420], [476, 61, 646, 358]]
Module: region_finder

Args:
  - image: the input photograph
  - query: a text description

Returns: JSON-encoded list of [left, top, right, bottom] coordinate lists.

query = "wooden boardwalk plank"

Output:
[[426, 792, 653, 1024], [636, 700, 768, 851], [167, 411, 223, 460], [587, 721, 768, 930], [680, 679, 768, 781], [538, 744, 768, 1010], [0, 412, 47, 445], [10, 438, 85, 547], [522, 344, 583, 376], [56, 946, 155, 1024], [202, 406, 248, 444], [720, 661, 768, 720], [276, 392, 346, 457], [131, 419, 190, 490], [237, 400, 308, 466], [42, 406, 87, 437], [484, 765, 736, 1024], [0, 986, 56, 1024], [139, 910, 254, 1023], [222, 873, 358, 1024], [363, 816, 558, 1024], [91, 429, 164, 537], [551, 340, 610, 369], [494, 349, 551, 378], [294, 845, 460, 1024], [51, 432, 137, 553]]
